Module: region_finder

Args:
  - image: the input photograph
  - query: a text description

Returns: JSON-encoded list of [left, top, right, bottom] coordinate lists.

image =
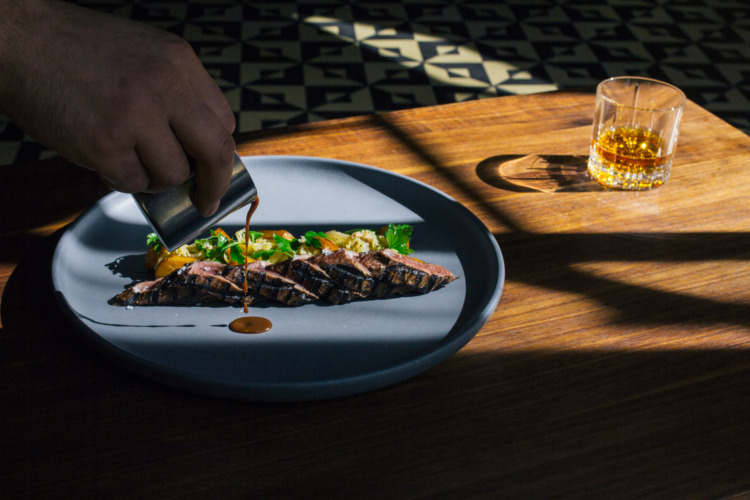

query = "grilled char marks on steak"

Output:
[[269, 255, 368, 305], [357, 249, 457, 298], [109, 260, 319, 307], [243, 261, 319, 306], [108, 261, 244, 306], [310, 249, 376, 298], [110, 249, 456, 307], [268, 249, 457, 304]]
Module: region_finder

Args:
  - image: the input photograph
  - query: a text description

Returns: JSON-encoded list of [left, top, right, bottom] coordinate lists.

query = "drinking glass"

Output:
[[588, 77, 686, 190]]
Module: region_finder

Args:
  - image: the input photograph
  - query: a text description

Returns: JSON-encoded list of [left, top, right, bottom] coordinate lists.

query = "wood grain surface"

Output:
[[2, 89, 749, 498]]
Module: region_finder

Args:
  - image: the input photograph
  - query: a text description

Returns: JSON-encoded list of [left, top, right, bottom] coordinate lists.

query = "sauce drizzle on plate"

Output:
[[232, 196, 272, 334]]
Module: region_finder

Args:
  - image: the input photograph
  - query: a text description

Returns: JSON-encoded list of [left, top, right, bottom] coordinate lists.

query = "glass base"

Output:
[[587, 149, 671, 191]]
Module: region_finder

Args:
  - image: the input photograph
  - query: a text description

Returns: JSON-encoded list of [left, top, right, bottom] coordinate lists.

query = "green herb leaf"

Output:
[[273, 234, 296, 258], [303, 230, 329, 249], [229, 244, 246, 265], [192, 229, 244, 263], [246, 230, 263, 244], [146, 233, 163, 253], [384, 223, 414, 255]]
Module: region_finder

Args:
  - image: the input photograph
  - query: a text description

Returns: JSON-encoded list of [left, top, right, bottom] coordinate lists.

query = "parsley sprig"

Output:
[[273, 234, 297, 258], [384, 223, 413, 255]]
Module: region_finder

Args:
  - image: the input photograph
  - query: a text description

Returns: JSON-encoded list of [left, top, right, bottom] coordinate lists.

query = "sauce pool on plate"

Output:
[[229, 316, 273, 334]]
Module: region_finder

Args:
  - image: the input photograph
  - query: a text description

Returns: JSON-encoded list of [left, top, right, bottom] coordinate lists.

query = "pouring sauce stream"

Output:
[[242, 196, 259, 314], [229, 196, 271, 334]]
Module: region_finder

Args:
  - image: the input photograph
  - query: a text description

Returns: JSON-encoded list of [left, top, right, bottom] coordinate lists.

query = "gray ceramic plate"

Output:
[[52, 156, 504, 401]]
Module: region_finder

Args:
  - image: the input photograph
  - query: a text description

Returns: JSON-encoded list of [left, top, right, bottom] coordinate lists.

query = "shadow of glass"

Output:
[[477, 154, 606, 192]]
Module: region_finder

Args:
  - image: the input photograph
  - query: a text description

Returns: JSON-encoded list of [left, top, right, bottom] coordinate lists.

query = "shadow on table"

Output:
[[1, 228, 749, 499], [498, 230, 750, 329], [476, 154, 606, 193]]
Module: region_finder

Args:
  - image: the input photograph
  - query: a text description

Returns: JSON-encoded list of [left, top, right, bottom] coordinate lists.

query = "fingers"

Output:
[[171, 100, 236, 217], [94, 150, 151, 193], [93, 78, 233, 215], [43, 17, 235, 211], [142, 47, 235, 215], [183, 65, 237, 216], [83, 127, 191, 194], [135, 125, 191, 193], [189, 64, 236, 135]]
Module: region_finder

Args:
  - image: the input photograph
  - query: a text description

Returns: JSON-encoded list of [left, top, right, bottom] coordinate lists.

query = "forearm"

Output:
[[0, 0, 29, 62], [0, 0, 49, 114]]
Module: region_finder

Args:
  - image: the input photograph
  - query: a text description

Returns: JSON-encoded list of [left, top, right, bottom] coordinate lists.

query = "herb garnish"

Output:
[[302, 230, 329, 249], [146, 233, 163, 253], [273, 234, 297, 258], [147, 223, 416, 263], [195, 229, 245, 264], [384, 223, 413, 255]]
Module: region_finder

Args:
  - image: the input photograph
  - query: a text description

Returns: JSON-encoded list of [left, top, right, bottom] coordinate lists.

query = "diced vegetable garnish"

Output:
[[145, 223, 413, 273]]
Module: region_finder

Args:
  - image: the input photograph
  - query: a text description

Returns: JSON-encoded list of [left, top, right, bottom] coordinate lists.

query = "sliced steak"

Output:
[[305, 249, 376, 302], [110, 260, 318, 307], [110, 249, 456, 307], [357, 249, 457, 298], [268, 255, 367, 305], [244, 261, 320, 306]]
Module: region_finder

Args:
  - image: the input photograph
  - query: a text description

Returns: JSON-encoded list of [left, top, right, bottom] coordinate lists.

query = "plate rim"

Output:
[[52, 155, 505, 401]]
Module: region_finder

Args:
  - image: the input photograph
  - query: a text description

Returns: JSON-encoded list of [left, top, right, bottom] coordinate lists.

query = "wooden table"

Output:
[[2, 90, 749, 498]]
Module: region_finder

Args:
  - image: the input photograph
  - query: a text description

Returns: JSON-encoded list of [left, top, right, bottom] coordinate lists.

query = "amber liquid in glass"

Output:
[[588, 126, 673, 190]]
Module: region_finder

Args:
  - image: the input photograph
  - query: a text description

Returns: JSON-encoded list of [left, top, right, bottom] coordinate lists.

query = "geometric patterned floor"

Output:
[[2, 0, 749, 166]]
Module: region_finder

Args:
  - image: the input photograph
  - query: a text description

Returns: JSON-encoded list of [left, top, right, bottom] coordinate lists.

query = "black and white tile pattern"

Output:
[[2, 0, 748, 165]]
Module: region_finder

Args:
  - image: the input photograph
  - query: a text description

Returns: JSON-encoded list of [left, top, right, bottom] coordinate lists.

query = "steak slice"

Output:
[[244, 261, 320, 306], [268, 255, 368, 305], [356, 249, 457, 298], [289, 249, 381, 304], [109, 260, 319, 307]]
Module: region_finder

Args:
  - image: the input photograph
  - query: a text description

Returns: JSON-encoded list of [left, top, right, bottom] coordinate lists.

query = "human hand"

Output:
[[0, 0, 236, 216]]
